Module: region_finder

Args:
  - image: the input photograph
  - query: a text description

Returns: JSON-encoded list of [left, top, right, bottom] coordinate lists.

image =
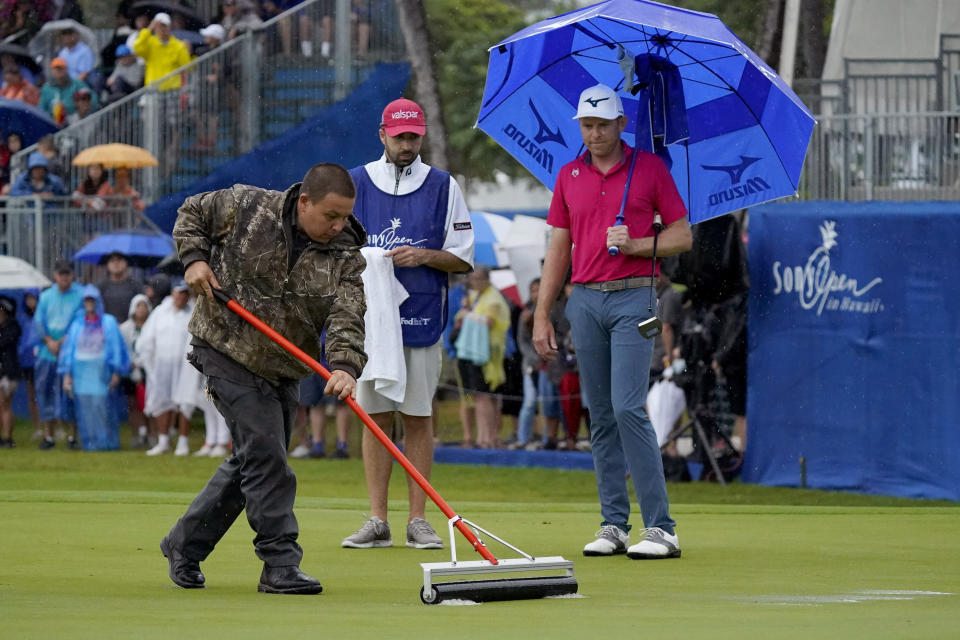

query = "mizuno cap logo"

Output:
[[583, 96, 610, 108]]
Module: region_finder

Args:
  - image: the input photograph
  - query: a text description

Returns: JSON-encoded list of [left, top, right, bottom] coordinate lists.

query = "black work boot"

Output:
[[257, 565, 323, 595], [160, 537, 205, 589]]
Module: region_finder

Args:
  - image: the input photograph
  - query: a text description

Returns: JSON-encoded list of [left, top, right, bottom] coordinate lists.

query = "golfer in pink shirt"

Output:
[[533, 83, 692, 560]]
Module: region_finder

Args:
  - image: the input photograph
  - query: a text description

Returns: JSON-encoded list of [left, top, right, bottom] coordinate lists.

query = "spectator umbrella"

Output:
[[71, 143, 159, 168], [477, 0, 815, 223], [28, 19, 101, 69], [0, 98, 58, 146], [0, 256, 52, 289], [130, 1, 205, 32], [469, 211, 513, 268], [73, 228, 174, 268], [0, 43, 43, 74]]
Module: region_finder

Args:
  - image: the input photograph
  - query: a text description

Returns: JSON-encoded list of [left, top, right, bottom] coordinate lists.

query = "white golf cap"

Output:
[[200, 23, 226, 41], [573, 84, 624, 120], [154, 12, 172, 26]]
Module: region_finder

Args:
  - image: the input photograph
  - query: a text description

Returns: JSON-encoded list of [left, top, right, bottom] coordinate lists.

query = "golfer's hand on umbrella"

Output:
[[185, 260, 222, 300], [607, 225, 633, 255], [532, 314, 559, 361], [325, 370, 356, 400]]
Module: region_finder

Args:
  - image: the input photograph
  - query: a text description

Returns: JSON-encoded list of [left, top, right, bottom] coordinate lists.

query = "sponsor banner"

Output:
[[744, 201, 960, 500]]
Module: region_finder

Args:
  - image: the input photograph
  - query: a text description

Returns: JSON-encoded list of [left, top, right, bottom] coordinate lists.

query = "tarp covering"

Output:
[[743, 201, 960, 501], [146, 62, 411, 232]]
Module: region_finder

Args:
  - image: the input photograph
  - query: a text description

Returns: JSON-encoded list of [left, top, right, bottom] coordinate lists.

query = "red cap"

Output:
[[50, 57, 68, 69], [381, 98, 425, 137]]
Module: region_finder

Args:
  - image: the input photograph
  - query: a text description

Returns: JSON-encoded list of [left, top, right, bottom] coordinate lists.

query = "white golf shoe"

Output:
[[626, 527, 681, 559], [582, 525, 629, 556]]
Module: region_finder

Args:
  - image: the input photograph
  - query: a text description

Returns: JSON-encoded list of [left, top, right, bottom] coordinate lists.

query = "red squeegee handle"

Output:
[[211, 288, 499, 565]]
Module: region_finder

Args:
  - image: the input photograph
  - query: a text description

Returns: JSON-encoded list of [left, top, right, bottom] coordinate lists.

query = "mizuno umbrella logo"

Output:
[[584, 96, 610, 108], [528, 100, 566, 147], [501, 100, 565, 173], [701, 155, 761, 184], [703, 155, 770, 206]]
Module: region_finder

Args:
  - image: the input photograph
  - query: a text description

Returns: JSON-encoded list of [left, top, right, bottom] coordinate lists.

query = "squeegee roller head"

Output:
[[421, 576, 578, 604]]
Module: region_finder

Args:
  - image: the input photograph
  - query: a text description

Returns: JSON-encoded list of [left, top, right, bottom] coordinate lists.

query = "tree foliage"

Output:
[[422, 0, 529, 183]]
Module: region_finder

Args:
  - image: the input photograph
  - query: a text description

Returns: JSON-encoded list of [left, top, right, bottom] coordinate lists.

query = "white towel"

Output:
[[358, 247, 409, 402]]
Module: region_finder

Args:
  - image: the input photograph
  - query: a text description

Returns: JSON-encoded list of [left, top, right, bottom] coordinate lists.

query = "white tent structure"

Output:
[[820, 0, 960, 115]]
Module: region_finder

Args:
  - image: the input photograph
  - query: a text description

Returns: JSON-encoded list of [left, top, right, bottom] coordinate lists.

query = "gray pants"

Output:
[[165, 371, 302, 567], [565, 285, 676, 534]]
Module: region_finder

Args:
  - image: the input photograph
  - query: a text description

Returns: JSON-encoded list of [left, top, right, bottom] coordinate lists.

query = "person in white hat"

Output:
[[533, 83, 692, 560]]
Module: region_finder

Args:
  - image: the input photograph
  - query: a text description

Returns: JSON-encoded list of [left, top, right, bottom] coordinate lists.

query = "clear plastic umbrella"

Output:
[[27, 18, 101, 70]]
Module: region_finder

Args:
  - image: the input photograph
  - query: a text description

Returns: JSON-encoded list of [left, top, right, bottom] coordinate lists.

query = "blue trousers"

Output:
[[565, 285, 675, 534], [34, 358, 74, 423]]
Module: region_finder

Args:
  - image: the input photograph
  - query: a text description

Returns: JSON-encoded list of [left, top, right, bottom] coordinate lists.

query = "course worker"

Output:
[[160, 162, 367, 595], [533, 84, 692, 560], [341, 98, 474, 551]]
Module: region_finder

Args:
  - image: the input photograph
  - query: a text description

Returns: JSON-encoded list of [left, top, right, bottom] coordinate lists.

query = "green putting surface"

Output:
[[2, 444, 959, 639]]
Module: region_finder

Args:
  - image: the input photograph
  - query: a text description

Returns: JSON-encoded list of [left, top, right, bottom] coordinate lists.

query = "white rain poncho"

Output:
[[174, 339, 230, 446], [136, 295, 193, 417]]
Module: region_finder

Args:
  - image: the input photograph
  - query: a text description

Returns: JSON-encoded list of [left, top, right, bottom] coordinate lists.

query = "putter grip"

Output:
[[608, 246, 620, 256]]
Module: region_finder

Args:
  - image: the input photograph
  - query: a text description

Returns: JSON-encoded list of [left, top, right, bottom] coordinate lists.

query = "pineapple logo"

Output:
[[771, 219, 883, 316], [818, 220, 837, 252], [368, 216, 428, 250]]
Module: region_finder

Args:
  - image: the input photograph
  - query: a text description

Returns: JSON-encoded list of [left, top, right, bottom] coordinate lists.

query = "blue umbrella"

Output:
[[0, 98, 58, 147], [477, 0, 815, 224], [74, 228, 175, 268], [470, 211, 513, 267]]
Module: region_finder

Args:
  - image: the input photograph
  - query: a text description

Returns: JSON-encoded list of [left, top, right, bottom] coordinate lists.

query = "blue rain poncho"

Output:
[[58, 285, 130, 450]]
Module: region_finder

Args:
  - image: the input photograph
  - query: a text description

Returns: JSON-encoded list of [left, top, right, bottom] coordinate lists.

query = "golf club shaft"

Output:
[[648, 214, 661, 312], [210, 288, 499, 565]]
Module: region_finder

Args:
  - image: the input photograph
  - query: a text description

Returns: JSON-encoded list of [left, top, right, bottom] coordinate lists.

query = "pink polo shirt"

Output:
[[547, 144, 687, 283]]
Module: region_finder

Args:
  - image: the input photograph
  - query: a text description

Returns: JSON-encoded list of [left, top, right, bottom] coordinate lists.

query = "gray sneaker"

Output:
[[341, 517, 392, 549], [405, 518, 443, 549]]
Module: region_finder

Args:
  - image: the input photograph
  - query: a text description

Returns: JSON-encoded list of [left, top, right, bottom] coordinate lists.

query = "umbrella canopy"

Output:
[[172, 29, 206, 48], [469, 211, 513, 268], [0, 256, 52, 289], [72, 143, 159, 169], [0, 98, 59, 146], [477, 0, 815, 224], [489, 268, 523, 307], [156, 251, 184, 276], [0, 42, 42, 74], [28, 19, 101, 69], [131, 1, 205, 32], [73, 229, 175, 268], [501, 214, 550, 303]]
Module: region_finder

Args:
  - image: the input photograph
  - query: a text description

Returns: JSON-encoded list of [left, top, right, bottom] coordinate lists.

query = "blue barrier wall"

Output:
[[742, 201, 960, 500]]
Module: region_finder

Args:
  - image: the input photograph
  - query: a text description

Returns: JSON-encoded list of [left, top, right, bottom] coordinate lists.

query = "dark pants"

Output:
[[165, 371, 302, 567]]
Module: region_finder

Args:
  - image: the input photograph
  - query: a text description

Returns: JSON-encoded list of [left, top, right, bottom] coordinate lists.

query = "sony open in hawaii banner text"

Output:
[[743, 201, 960, 500]]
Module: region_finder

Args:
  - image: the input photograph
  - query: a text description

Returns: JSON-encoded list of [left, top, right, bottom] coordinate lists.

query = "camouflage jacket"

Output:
[[174, 183, 367, 384]]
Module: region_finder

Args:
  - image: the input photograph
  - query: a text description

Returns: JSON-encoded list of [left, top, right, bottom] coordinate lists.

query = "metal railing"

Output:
[[11, 0, 404, 206], [799, 112, 960, 201], [0, 195, 155, 280]]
